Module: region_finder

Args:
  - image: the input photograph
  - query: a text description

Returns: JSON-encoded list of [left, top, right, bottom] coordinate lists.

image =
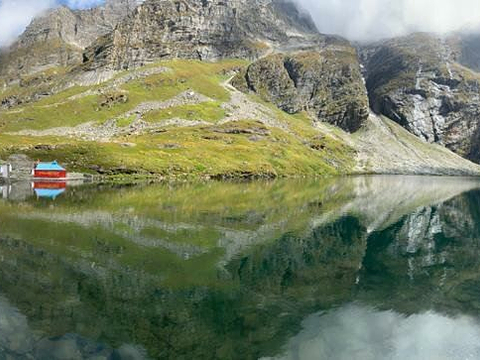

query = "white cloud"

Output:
[[276, 304, 480, 360], [295, 0, 480, 41], [0, 0, 55, 48]]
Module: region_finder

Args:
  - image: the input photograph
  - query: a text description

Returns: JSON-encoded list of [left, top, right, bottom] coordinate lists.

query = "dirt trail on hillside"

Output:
[[9, 74, 292, 141]]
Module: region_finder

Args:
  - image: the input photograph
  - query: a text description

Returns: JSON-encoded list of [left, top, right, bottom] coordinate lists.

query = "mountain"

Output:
[[360, 33, 480, 163], [0, 0, 479, 178], [0, 0, 139, 82], [82, 0, 319, 70], [231, 45, 369, 132]]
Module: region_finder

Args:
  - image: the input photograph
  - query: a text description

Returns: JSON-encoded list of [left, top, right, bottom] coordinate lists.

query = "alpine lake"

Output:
[[1, 175, 480, 360]]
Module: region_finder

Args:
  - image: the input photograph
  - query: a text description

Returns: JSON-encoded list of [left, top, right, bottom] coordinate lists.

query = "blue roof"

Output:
[[36, 161, 65, 171], [34, 188, 66, 199]]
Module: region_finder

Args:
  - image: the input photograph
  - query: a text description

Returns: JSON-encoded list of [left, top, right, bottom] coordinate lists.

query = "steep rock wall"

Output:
[[233, 47, 369, 132], [360, 33, 480, 163]]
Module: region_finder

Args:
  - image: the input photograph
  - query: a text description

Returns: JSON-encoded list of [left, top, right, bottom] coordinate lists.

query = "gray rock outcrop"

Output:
[[360, 33, 480, 163], [83, 0, 319, 70], [232, 46, 369, 132], [0, 0, 139, 81]]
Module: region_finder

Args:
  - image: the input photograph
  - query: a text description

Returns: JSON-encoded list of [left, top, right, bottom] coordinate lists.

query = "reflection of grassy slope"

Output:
[[0, 180, 353, 286], [0, 180, 479, 358], [0, 207, 367, 359], [0, 60, 355, 178], [2, 176, 476, 284]]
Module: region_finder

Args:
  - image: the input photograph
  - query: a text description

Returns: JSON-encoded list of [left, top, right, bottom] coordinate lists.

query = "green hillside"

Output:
[[0, 60, 356, 179]]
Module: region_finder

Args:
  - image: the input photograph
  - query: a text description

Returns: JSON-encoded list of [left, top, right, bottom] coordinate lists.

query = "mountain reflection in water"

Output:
[[0, 176, 479, 359]]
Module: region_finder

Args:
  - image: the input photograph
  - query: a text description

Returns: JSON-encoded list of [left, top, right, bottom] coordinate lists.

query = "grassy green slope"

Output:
[[1, 58, 479, 178], [0, 60, 356, 178]]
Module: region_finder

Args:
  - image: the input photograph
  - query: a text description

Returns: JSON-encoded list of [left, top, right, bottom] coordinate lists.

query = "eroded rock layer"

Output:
[[83, 0, 319, 70], [232, 46, 369, 132], [360, 33, 480, 162]]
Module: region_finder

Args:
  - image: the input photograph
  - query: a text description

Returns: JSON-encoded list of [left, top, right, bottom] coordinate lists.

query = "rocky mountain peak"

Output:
[[13, 0, 139, 51], [82, 0, 321, 70], [0, 0, 139, 80]]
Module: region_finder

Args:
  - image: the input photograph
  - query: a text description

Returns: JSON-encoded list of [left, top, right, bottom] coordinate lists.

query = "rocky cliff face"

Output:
[[0, 0, 137, 81], [360, 33, 480, 162], [232, 45, 369, 132], [81, 0, 371, 131], [83, 0, 319, 70]]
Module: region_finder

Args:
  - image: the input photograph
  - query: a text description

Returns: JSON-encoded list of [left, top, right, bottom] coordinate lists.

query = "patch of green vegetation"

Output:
[[35, 85, 91, 105], [123, 59, 246, 103], [1, 94, 134, 131], [0, 115, 354, 178], [0, 59, 356, 178], [116, 114, 136, 127], [0, 59, 246, 132], [144, 101, 225, 123]]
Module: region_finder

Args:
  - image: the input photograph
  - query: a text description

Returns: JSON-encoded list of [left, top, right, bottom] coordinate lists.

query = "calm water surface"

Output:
[[0, 176, 480, 359]]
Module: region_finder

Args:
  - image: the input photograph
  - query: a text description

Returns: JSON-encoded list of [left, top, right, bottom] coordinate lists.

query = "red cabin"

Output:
[[33, 161, 67, 179]]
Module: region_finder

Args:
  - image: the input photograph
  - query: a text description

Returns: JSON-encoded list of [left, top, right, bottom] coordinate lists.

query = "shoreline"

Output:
[[2, 171, 480, 188]]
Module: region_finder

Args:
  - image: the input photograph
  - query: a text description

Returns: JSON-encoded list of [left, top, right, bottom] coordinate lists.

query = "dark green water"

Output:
[[1, 176, 480, 359]]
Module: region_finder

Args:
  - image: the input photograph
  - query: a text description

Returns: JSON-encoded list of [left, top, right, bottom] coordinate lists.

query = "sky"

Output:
[[295, 0, 480, 42], [0, 0, 480, 48]]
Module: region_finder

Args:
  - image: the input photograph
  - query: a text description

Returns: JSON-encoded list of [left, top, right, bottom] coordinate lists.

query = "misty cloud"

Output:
[[295, 0, 480, 41], [0, 0, 55, 48]]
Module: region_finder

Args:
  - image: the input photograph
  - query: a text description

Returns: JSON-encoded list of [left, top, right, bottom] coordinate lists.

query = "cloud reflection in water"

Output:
[[272, 304, 480, 360]]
